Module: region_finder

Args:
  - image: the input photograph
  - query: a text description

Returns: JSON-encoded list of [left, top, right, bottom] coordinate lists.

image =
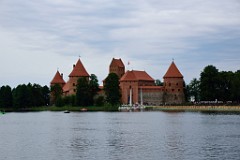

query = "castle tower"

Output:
[[50, 70, 66, 87], [50, 70, 66, 104], [163, 61, 185, 104], [109, 58, 125, 78], [63, 59, 90, 95]]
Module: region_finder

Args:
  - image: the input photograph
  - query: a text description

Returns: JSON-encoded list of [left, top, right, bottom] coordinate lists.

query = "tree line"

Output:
[[187, 65, 240, 103], [0, 83, 50, 108], [0, 73, 121, 109]]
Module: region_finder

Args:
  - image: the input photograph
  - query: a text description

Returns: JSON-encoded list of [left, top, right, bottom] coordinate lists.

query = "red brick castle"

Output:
[[50, 58, 185, 105]]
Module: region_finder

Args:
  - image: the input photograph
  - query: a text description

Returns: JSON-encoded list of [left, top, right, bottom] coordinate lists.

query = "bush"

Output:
[[94, 95, 105, 106]]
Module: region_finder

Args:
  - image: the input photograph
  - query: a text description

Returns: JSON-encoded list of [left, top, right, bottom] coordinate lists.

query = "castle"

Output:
[[50, 58, 185, 105]]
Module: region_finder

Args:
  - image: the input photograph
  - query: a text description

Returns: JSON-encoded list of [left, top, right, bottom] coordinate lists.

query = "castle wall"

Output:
[[139, 89, 164, 106]]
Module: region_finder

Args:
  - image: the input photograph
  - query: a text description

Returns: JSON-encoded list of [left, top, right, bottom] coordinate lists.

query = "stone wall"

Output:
[[140, 91, 164, 106]]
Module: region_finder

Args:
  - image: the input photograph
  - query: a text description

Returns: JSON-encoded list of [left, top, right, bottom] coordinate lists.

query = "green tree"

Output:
[[50, 84, 63, 105], [28, 83, 45, 107], [42, 85, 50, 106], [76, 77, 90, 106], [13, 84, 31, 108], [62, 95, 76, 106], [89, 74, 100, 105], [188, 78, 200, 102], [217, 71, 233, 101], [55, 96, 64, 107], [231, 70, 240, 102], [155, 79, 163, 86], [0, 85, 13, 108], [104, 73, 121, 106], [199, 65, 219, 101], [94, 95, 105, 106]]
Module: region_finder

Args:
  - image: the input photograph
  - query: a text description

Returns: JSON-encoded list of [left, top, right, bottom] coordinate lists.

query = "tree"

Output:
[[50, 84, 63, 105], [231, 70, 240, 103], [104, 73, 121, 106], [13, 84, 31, 108], [0, 85, 13, 108], [63, 95, 76, 106], [94, 95, 105, 106], [89, 74, 100, 105], [155, 79, 163, 86], [199, 65, 219, 101], [28, 83, 44, 107], [188, 78, 200, 102], [76, 77, 90, 106], [217, 71, 233, 101], [42, 85, 50, 106]]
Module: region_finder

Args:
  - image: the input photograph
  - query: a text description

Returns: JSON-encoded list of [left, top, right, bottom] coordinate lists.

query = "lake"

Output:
[[1, 111, 240, 160]]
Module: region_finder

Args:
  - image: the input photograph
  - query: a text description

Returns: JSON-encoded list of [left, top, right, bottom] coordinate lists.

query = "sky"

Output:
[[0, 0, 240, 87]]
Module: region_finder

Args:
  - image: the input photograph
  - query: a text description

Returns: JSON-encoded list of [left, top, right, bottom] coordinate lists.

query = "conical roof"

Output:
[[163, 61, 183, 78], [50, 71, 66, 84], [120, 70, 154, 81], [69, 59, 90, 77]]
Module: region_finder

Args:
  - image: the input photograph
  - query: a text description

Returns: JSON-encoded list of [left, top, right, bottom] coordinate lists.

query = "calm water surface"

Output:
[[1, 111, 240, 160]]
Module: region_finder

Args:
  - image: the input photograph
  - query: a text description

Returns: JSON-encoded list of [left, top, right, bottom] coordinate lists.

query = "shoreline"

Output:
[[1, 105, 240, 112], [148, 105, 240, 112]]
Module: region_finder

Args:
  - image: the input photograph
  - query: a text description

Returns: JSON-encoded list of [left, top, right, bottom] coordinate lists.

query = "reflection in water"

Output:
[[163, 113, 185, 160], [1, 112, 240, 160]]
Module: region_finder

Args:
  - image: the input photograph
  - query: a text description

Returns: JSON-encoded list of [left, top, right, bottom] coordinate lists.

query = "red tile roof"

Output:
[[163, 62, 183, 78], [110, 58, 125, 68], [69, 59, 90, 77], [50, 71, 66, 84], [120, 70, 154, 81], [63, 81, 70, 93]]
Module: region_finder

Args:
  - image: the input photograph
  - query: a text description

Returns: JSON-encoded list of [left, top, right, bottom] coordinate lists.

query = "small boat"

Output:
[[64, 110, 70, 113], [80, 108, 87, 112]]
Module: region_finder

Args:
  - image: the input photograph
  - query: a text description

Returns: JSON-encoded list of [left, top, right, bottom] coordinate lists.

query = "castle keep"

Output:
[[50, 58, 185, 105]]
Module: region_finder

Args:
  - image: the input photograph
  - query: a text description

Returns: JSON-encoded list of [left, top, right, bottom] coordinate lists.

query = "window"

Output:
[[73, 83, 75, 86], [172, 89, 175, 92], [176, 83, 178, 86], [178, 89, 181, 92], [169, 83, 171, 86]]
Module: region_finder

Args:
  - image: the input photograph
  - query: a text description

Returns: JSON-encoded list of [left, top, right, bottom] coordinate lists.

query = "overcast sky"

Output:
[[0, 0, 240, 87]]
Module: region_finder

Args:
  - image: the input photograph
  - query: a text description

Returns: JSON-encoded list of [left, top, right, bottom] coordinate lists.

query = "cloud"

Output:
[[0, 0, 240, 87]]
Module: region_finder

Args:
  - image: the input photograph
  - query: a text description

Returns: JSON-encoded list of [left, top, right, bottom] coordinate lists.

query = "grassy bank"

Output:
[[0, 105, 119, 112]]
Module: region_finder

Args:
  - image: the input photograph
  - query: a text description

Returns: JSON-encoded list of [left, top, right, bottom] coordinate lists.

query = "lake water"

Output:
[[1, 111, 240, 160]]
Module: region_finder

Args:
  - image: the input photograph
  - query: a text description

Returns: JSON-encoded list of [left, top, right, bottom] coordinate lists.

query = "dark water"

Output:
[[1, 111, 240, 160]]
